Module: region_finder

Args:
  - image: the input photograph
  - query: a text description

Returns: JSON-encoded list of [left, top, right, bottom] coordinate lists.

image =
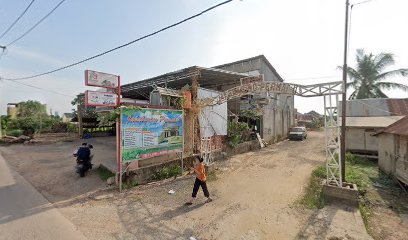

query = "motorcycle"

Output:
[[73, 144, 94, 177]]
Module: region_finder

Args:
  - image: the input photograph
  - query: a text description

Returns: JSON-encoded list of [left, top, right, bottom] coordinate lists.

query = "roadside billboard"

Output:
[[120, 108, 183, 162], [85, 70, 119, 88], [85, 90, 118, 107]]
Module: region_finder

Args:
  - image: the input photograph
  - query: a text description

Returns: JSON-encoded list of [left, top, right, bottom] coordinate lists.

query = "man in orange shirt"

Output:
[[186, 156, 212, 205]]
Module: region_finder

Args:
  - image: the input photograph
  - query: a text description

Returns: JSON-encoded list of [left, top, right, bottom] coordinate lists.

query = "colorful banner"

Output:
[[121, 108, 183, 162]]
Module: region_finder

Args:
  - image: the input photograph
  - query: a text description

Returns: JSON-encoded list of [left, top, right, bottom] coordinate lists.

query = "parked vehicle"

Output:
[[73, 143, 94, 177], [289, 127, 307, 140]]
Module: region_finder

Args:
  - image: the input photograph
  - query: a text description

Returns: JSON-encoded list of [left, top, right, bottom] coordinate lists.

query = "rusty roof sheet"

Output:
[[378, 116, 408, 136], [387, 98, 408, 116]]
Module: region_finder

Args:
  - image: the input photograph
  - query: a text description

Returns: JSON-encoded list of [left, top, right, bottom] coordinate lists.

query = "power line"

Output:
[[4, 79, 75, 98], [0, 0, 234, 81], [0, 0, 36, 40], [5, 0, 66, 47]]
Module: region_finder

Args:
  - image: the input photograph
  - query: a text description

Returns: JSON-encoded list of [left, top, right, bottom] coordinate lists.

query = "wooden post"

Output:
[[77, 104, 83, 138]]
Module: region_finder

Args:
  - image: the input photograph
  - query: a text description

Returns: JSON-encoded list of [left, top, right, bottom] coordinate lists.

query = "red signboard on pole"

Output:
[[84, 69, 122, 190], [85, 70, 119, 89]]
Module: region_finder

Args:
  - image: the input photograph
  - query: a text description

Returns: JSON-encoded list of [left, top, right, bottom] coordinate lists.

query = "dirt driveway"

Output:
[[0, 137, 115, 203]]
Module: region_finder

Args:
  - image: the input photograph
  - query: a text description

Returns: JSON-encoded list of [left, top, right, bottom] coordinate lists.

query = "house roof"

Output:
[[341, 116, 405, 128], [375, 116, 408, 136], [213, 55, 284, 82], [121, 66, 248, 99]]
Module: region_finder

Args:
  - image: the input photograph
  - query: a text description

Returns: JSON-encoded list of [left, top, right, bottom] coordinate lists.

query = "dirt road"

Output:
[[55, 131, 367, 239], [1, 131, 370, 239]]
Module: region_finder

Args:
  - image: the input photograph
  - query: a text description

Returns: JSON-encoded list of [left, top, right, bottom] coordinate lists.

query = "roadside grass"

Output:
[[346, 155, 408, 237], [299, 153, 408, 238], [97, 165, 115, 181], [298, 165, 326, 209], [298, 153, 404, 209]]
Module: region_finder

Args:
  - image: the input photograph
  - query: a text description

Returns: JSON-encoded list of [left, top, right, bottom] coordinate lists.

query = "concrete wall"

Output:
[[378, 134, 408, 185], [378, 133, 396, 174], [346, 128, 379, 153], [395, 135, 408, 185]]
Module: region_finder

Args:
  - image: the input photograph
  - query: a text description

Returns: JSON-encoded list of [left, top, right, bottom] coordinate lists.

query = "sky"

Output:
[[0, 0, 407, 115]]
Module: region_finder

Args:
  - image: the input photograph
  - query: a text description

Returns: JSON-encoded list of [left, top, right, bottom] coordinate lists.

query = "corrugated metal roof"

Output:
[[213, 55, 284, 82], [342, 116, 405, 128], [339, 98, 408, 117], [377, 116, 408, 136]]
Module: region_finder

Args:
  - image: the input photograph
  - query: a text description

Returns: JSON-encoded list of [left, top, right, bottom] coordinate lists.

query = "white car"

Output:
[[289, 127, 307, 140]]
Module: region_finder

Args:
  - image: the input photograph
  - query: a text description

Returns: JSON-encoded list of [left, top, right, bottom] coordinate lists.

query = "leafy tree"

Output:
[[97, 109, 119, 127], [1, 115, 11, 131], [341, 49, 408, 99], [240, 109, 261, 121], [17, 100, 47, 118]]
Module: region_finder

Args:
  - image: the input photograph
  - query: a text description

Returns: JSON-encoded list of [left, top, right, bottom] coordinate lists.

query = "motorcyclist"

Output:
[[74, 143, 93, 170]]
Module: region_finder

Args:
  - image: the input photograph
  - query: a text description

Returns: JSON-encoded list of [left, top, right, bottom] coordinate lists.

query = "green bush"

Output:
[[67, 123, 77, 132], [298, 165, 325, 209], [227, 120, 249, 148], [97, 166, 116, 181], [51, 122, 69, 133], [6, 129, 23, 137], [152, 166, 182, 180]]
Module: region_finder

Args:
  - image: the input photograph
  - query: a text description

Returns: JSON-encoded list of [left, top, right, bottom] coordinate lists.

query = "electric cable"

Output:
[[0, 0, 36, 40], [5, 0, 66, 47], [0, 0, 234, 81]]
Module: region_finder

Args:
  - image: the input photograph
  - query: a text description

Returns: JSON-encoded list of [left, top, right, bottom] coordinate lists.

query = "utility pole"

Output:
[[340, 0, 350, 182]]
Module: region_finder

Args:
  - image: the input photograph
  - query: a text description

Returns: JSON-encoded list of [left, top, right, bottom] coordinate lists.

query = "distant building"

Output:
[[62, 113, 74, 123], [375, 116, 408, 185], [6, 103, 19, 118], [7, 102, 48, 119], [296, 110, 323, 128]]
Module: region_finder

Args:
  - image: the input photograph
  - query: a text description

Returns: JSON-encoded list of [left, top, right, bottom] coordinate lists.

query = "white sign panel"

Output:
[[198, 88, 228, 137], [85, 90, 118, 107], [85, 70, 118, 88]]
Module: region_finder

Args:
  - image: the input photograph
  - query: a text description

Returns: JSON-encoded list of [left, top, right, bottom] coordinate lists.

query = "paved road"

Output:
[[0, 153, 87, 240]]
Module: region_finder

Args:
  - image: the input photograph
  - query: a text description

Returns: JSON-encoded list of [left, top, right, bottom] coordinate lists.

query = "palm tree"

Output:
[[341, 49, 408, 99]]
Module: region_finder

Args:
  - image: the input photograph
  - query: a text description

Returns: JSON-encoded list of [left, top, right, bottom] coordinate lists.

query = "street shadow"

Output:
[[113, 199, 201, 240], [0, 177, 55, 225], [295, 203, 340, 240]]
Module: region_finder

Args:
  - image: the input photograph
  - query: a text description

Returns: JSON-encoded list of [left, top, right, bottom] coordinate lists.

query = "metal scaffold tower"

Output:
[[324, 94, 342, 186], [201, 125, 212, 166]]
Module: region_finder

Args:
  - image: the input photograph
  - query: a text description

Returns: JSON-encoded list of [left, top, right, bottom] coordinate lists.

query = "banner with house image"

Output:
[[121, 108, 183, 162]]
